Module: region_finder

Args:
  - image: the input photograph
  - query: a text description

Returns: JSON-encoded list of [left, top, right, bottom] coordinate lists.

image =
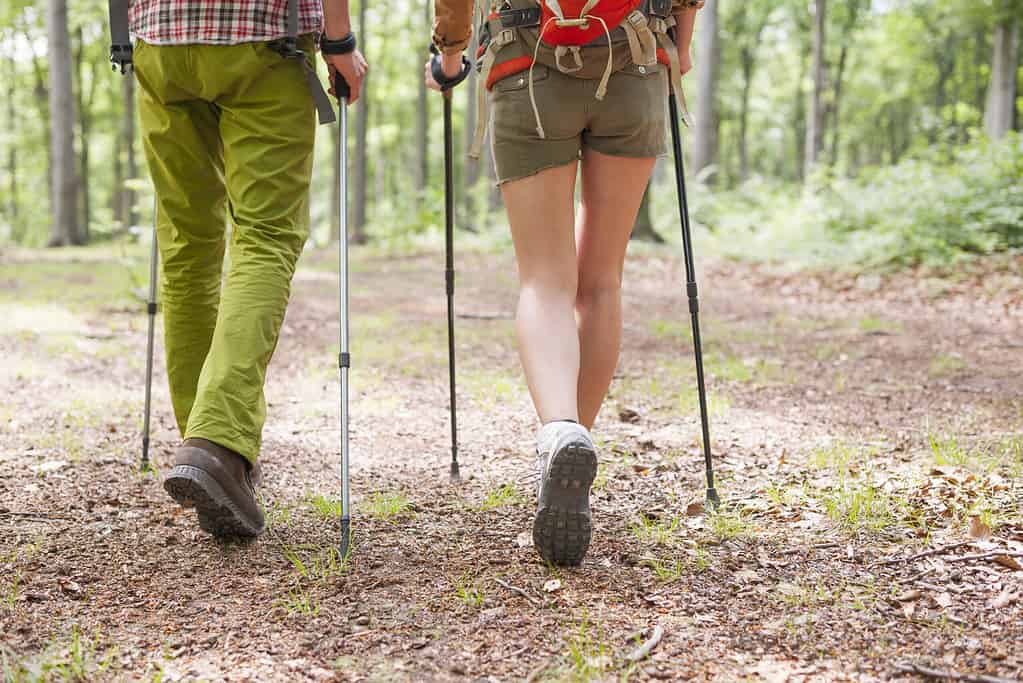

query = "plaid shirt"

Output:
[[130, 0, 323, 46]]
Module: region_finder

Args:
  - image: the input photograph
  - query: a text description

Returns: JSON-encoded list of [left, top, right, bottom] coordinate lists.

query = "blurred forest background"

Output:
[[0, 0, 1020, 267]]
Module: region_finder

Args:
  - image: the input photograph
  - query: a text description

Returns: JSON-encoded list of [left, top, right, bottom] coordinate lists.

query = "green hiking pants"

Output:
[[134, 37, 317, 464]]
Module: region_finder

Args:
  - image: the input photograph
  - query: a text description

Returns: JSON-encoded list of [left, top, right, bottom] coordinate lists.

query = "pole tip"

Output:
[[706, 487, 720, 510], [449, 461, 461, 484], [340, 517, 352, 559]]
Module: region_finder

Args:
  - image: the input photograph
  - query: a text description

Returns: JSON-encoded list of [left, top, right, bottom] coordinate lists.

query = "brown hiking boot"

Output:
[[163, 438, 265, 538]]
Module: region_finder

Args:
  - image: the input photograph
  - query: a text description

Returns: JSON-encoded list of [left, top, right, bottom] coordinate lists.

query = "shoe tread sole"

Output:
[[532, 443, 597, 566], [164, 464, 263, 538]]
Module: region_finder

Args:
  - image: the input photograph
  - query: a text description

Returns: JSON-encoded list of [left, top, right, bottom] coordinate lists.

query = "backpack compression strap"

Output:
[[283, 0, 337, 125], [108, 0, 133, 73]]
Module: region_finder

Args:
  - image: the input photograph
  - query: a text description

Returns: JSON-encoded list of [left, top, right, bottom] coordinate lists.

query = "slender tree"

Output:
[[351, 0, 369, 242], [631, 185, 663, 243], [804, 0, 827, 178], [6, 53, 16, 223], [691, 0, 720, 180], [416, 0, 430, 197], [46, 0, 80, 246], [984, 11, 1020, 139]]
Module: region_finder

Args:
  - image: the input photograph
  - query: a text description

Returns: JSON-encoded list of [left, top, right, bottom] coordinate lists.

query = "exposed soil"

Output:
[[1, 246, 1021, 682]]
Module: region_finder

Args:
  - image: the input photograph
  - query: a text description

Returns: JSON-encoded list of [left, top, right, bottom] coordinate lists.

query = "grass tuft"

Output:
[[480, 484, 526, 511]]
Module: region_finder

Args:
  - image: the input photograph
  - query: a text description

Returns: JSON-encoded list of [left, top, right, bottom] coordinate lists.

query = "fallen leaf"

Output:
[[618, 408, 641, 424], [895, 589, 922, 603], [991, 588, 1017, 609], [733, 569, 761, 583], [902, 602, 916, 618], [993, 555, 1022, 571], [933, 592, 953, 609], [33, 460, 68, 474], [542, 579, 561, 593], [685, 501, 705, 517], [968, 515, 992, 541], [514, 531, 531, 548]]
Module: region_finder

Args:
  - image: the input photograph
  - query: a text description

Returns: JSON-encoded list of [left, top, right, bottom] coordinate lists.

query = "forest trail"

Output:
[[1, 246, 1021, 682]]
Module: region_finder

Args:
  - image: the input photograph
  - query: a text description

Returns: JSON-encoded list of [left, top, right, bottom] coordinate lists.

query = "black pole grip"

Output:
[[334, 71, 351, 101], [429, 45, 472, 92]]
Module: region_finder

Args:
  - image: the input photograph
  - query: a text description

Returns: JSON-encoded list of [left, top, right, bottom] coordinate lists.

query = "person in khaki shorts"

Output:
[[131, 0, 366, 538], [429, 0, 704, 566]]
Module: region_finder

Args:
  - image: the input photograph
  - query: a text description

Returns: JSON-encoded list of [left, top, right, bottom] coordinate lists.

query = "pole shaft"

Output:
[[338, 101, 352, 540], [142, 198, 159, 469], [668, 94, 717, 504], [443, 95, 459, 480]]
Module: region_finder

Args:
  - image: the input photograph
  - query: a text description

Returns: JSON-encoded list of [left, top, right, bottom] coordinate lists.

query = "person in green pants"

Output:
[[131, 0, 367, 538]]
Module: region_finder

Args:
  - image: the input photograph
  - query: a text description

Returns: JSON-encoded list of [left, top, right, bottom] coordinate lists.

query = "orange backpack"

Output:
[[470, 0, 692, 157]]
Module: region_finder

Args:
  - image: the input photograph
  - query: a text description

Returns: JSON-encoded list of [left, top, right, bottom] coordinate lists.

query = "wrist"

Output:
[[321, 32, 357, 55]]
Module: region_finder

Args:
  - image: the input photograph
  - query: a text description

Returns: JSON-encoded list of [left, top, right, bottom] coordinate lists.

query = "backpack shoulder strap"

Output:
[[109, 0, 133, 73]]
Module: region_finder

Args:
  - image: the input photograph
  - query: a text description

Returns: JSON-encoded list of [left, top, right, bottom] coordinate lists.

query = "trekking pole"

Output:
[[429, 46, 470, 484], [141, 205, 159, 471], [667, 92, 719, 508], [334, 72, 353, 557], [442, 88, 460, 484]]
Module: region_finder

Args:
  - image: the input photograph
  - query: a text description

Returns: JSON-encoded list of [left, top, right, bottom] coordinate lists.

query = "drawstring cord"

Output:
[[528, 8, 614, 139]]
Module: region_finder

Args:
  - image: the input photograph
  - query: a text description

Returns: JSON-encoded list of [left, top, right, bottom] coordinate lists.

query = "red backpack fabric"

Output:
[[539, 0, 644, 46]]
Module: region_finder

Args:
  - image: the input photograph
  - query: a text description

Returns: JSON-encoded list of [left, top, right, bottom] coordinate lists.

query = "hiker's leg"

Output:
[[574, 64, 668, 428], [575, 150, 656, 428], [183, 42, 316, 464], [135, 43, 227, 436], [501, 162, 581, 423]]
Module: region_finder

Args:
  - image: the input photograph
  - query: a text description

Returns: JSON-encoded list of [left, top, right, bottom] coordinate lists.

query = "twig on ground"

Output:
[[875, 542, 974, 567], [457, 311, 513, 320], [894, 662, 1019, 683], [0, 510, 72, 522], [896, 567, 936, 585], [779, 542, 841, 556], [494, 578, 542, 607], [945, 551, 1023, 564], [625, 625, 664, 664], [525, 660, 551, 683]]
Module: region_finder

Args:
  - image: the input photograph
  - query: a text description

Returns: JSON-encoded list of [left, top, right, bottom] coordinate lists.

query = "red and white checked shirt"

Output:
[[130, 0, 323, 45]]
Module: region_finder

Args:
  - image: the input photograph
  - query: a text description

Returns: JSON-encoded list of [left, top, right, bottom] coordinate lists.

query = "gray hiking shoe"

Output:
[[531, 421, 598, 566]]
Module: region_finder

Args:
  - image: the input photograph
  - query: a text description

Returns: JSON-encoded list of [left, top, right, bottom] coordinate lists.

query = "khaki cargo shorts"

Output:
[[489, 62, 668, 184]]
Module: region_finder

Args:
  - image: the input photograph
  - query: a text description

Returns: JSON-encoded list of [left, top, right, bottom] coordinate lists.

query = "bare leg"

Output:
[[501, 162, 580, 423], [575, 149, 656, 428]]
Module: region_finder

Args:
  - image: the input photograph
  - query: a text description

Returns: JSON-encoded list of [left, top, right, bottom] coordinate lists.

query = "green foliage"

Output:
[[479, 484, 526, 511], [702, 136, 1023, 267], [365, 491, 414, 520]]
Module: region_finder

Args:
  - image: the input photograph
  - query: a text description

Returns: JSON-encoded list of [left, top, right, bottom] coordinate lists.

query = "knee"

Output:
[[519, 268, 578, 303], [576, 273, 621, 309]]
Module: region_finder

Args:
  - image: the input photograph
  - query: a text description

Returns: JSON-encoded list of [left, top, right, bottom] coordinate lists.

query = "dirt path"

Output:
[[1, 246, 1021, 682]]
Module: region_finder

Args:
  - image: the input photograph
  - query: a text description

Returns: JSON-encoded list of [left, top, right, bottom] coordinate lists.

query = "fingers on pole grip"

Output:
[[429, 46, 472, 92], [334, 72, 351, 101]]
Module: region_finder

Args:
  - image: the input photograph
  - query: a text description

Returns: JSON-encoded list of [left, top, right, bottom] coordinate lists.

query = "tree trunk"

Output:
[[827, 0, 864, 167], [738, 47, 753, 181], [352, 0, 369, 243], [691, 0, 719, 180], [331, 110, 341, 242], [462, 43, 479, 228], [74, 27, 94, 243], [6, 54, 17, 223], [985, 15, 1020, 140], [416, 0, 430, 197], [630, 185, 663, 242], [123, 75, 138, 229], [804, 0, 826, 179], [46, 0, 80, 247]]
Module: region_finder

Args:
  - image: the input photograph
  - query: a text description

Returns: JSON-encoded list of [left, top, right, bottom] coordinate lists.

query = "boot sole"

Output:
[[532, 443, 597, 566], [164, 465, 263, 538]]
